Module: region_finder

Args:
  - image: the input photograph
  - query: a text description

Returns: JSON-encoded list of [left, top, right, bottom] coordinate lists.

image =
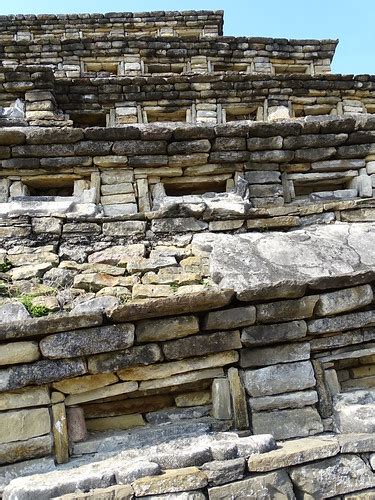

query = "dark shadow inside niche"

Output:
[[71, 112, 107, 128], [24, 177, 76, 197], [163, 179, 227, 196], [225, 106, 257, 122], [293, 179, 349, 198], [146, 108, 187, 123]]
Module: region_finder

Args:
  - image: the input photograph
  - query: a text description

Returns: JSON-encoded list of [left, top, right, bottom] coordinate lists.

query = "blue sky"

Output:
[[1, 0, 374, 75]]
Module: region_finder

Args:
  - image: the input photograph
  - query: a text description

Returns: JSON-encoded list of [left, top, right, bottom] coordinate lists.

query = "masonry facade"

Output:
[[0, 10, 374, 500]]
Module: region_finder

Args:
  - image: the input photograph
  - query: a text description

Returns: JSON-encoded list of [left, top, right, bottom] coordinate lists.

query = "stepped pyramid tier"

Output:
[[0, 9, 374, 499]]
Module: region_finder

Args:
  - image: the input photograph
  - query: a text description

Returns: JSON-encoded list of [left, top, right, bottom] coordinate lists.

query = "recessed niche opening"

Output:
[[84, 62, 119, 76], [273, 64, 310, 75], [292, 177, 355, 201], [163, 179, 227, 196], [146, 108, 187, 124], [25, 178, 75, 197], [225, 106, 258, 122], [335, 354, 375, 392], [71, 112, 107, 128]]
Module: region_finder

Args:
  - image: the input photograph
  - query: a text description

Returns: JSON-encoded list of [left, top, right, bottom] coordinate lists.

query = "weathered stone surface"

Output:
[[248, 435, 339, 472], [240, 343, 310, 368], [315, 284, 373, 316], [243, 361, 316, 397], [0, 457, 55, 493], [65, 381, 138, 406], [202, 458, 245, 486], [0, 358, 87, 391], [51, 402, 69, 464], [52, 485, 133, 500], [140, 368, 224, 391], [202, 305, 256, 330], [132, 467, 208, 496], [108, 289, 234, 322], [0, 386, 50, 411], [136, 315, 199, 343], [0, 303, 30, 324], [53, 373, 118, 395], [0, 313, 102, 341], [40, 324, 135, 359], [86, 413, 145, 432], [241, 320, 307, 346], [88, 244, 145, 265], [116, 461, 161, 485], [0, 435, 53, 466], [308, 310, 375, 335], [212, 378, 231, 420], [227, 367, 249, 430], [0, 341, 40, 366], [249, 390, 318, 412], [290, 455, 375, 498], [162, 331, 242, 360], [205, 223, 375, 301], [70, 297, 119, 315], [333, 390, 375, 434], [118, 351, 238, 381], [338, 433, 375, 453], [252, 407, 323, 440], [175, 391, 211, 407], [88, 344, 162, 374], [0, 408, 50, 444], [256, 296, 318, 323], [208, 470, 294, 499]]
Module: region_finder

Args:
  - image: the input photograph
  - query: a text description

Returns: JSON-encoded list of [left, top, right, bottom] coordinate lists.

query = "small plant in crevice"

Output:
[[18, 295, 49, 318], [170, 281, 180, 292]]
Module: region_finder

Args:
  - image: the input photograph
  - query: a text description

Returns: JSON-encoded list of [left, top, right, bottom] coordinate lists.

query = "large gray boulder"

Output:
[[193, 223, 375, 300]]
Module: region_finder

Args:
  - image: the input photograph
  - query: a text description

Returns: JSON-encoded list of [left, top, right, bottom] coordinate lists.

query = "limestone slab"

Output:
[[87, 344, 162, 374], [108, 289, 234, 322], [51, 402, 69, 464], [247, 435, 339, 472], [0, 457, 55, 494], [227, 367, 249, 430], [65, 381, 138, 406], [0, 408, 50, 444], [240, 343, 310, 368], [0, 341, 40, 366], [202, 306, 256, 330], [0, 386, 50, 411], [0, 313, 103, 341], [83, 395, 174, 418], [0, 358, 87, 391], [256, 296, 318, 323], [175, 391, 212, 408], [241, 320, 307, 346], [204, 223, 375, 301], [308, 310, 375, 335], [140, 368, 224, 391], [118, 351, 238, 381], [40, 324, 135, 359], [243, 360, 316, 397], [132, 467, 208, 496], [201, 458, 245, 487], [315, 284, 373, 316], [136, 315, 199, 343], [249, 390, 318, 412], [252, 407, 323, 440], [290, 454, 375, 498], [208, 470, 294, 499], [0, 435, 53, 466], [53, 373, 119, 395], [162, 331, 242, 361]]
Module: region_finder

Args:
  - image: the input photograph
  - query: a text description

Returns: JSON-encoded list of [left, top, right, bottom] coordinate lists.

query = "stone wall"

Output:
[[0, 10, 224, 40], [0, 36, 336, 78]]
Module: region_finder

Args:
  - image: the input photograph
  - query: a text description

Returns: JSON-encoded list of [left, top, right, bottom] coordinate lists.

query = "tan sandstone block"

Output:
[[53, 373, 119, 395], [51, 402, 69, 464], [0, 408, 51, 444], [175, 391, 212, 407], [132, 467, 208, 496], [0, 341, 40, 366], [118, 351, 239, 381], [139, 368, 224, 391], [0, 386, 50, 411], [86, 414, 145, 432], [135, 315, 199, 343], [65, 381, 138, 406]]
